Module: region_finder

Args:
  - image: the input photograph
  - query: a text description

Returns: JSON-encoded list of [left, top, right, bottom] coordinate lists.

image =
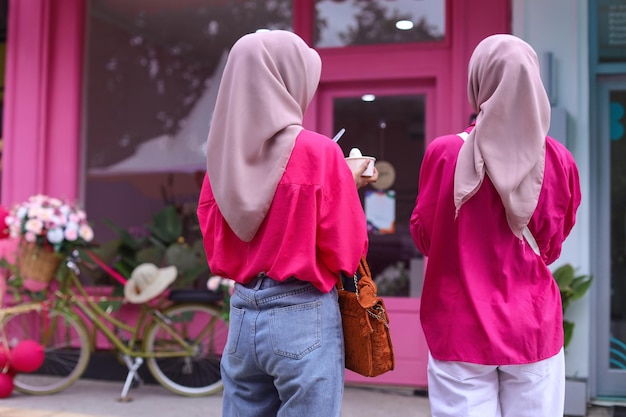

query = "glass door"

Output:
[[317, 83, 433, 298], [596, 77, 626, 396]]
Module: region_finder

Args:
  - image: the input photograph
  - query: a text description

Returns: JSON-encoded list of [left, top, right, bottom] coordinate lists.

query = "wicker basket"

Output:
[[17, 241, 62, 287]]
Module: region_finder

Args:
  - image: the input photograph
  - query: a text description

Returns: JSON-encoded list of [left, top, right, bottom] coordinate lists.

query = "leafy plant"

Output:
[[91, 203, 209, 289], [552, 264, 593, 349]]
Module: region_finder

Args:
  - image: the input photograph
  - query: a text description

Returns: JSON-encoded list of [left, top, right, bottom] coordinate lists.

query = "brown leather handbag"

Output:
[[337, 256, 395, 377]]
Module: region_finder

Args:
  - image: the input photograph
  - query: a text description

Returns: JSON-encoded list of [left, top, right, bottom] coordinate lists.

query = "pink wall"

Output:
[[2, 0, 85, 208]]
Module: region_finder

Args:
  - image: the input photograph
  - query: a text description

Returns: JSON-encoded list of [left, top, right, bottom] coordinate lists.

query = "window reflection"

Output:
[[315, 0, 445, 48], [85, 0, 292, 241]]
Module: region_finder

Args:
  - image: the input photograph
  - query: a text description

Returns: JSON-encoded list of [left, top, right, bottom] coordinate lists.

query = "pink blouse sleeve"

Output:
[[529, 139, 582, 265], [316, 149, 368, 277], [410, 139, 450, 256]]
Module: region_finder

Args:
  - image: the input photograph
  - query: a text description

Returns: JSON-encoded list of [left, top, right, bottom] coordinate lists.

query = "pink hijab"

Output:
[[454, 34, 550, 238], [205, 31, 322, 242]]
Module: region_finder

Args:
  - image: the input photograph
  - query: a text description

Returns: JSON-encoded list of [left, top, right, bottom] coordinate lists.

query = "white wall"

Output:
[[512, 0, 591, 378]]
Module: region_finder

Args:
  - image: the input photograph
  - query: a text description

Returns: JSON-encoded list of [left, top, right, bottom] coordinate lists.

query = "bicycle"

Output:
[[0, 249, 229, 401]]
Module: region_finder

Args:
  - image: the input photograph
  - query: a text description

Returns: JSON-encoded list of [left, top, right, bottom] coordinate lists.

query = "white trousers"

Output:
[[427, 349, 565, 417]]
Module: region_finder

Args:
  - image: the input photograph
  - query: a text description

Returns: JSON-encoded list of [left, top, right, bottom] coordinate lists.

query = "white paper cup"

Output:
[[345, 156, 376, 177]]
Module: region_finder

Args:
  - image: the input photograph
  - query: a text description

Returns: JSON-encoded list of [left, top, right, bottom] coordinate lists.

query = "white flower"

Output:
[[15, 207, 27, 219], [50, 214, 66, 227], [46, 227, 65, 244], [207, 276, 223, 291], [24, 219, 44, 235], [59, 205, 71, 216], [39, 207, 55, 222], [79, 224, 94, 242]]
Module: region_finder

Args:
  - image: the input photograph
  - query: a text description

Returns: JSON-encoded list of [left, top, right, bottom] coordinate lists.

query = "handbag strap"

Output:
[[457, 132, 540, 256], [337, 256, 379, 309]]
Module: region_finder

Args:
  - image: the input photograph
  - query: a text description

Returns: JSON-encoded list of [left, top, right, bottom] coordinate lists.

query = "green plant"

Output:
[[91, 203, 209, 289], [552, 264, 593, 349]]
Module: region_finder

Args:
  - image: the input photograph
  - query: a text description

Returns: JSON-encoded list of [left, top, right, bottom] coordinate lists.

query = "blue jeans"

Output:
[[221, 275, 344, 417]]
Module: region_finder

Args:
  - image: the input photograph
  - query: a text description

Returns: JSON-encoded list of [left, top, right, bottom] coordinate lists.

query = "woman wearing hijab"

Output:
[[410, 34, 581, 416], [197, 30, 374, 417]]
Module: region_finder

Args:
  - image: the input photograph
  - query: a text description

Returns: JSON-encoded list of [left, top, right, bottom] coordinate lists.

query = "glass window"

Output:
[[333, 94, 425, 297], [597, 0, 626, 63], [314, 0, 445, 48], [609, 89, 626, 369], [84, 0, 293, 243]]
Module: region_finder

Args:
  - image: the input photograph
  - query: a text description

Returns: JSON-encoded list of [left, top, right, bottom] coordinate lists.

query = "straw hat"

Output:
[[124, 263, 177, 304]]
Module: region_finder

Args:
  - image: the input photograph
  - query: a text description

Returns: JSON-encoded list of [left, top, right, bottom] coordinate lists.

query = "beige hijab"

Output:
[[205, 31, 322, 242], [453, 34, 550, 238]]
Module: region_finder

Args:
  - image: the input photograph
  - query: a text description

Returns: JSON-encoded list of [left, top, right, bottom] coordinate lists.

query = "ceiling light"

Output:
[[395, 20, 414, 30], [361, 94, 376, 102]]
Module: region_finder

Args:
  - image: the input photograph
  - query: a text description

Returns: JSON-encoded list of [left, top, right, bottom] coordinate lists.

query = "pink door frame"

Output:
[[315, 81, 435, 388], [315, 81, 435, 140], [2, 0, 85, 207]]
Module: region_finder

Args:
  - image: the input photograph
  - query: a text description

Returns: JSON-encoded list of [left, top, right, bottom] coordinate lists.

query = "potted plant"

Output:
[[552, 264, 593, 349], [552, 263, 593, 417]]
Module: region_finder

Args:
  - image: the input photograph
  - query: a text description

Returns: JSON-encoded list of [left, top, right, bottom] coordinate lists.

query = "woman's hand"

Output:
[[353, 160, 379, 189]]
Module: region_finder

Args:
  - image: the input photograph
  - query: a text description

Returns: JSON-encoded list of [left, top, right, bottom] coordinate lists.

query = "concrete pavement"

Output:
[[0, 378, 431, 417], [0, 377, 617, 417]]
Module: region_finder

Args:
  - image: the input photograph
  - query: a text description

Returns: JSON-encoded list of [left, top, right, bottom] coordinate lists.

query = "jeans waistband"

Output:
[[245, 273, 300, 290]]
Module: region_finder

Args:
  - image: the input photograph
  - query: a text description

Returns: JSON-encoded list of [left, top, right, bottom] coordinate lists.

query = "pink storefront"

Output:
[[0, 0, 509, 388]]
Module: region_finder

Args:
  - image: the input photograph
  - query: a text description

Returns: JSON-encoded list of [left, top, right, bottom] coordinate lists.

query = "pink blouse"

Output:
[[410, 129, 581, 365], [197, 129, 368, 293]]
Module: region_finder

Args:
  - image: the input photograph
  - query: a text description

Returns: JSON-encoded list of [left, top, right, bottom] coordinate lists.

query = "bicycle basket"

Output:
[[17, 241, 62, 291]]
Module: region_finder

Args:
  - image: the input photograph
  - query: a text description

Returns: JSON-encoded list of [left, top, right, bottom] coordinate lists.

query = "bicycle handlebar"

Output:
[[66, 249, 128, 286]]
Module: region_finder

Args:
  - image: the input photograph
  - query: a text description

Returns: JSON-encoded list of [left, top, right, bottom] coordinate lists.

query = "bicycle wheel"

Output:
[[2, 306, 91, 395], [144, 303, 227, 396]]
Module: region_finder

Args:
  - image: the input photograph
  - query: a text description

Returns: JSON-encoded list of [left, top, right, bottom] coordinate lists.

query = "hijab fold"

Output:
[[454, 34, 550, 238], [205, 31, 322, 242]]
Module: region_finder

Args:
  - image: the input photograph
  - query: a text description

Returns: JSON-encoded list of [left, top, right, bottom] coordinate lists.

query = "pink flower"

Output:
[[64, 227, 79, 242], [24, 231, 37, 242], [9, 194, 95, 253]]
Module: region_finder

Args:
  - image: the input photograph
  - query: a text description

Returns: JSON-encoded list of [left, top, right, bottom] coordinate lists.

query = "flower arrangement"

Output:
[[5, 194, 94, 255], [2, 195, 95, 292], [207, 275, 234, 321]]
